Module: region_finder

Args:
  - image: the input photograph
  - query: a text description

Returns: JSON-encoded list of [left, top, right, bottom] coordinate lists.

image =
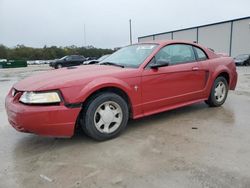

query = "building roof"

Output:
[[138, 16, 250, 39]]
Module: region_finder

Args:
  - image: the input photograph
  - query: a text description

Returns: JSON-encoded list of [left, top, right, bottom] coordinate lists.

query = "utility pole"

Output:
[[129, 19, 132, 45], [84, 24, 86, 47]]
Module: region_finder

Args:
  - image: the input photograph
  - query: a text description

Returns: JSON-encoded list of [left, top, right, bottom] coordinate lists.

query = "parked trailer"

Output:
[[0, 60, 27, 68]]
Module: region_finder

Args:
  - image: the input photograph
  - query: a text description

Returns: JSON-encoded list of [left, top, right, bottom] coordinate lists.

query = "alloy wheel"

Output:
[[214, 81, 226, 102], [94, 101, 123, 134]]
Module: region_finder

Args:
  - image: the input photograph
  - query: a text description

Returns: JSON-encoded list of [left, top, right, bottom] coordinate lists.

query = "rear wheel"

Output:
[[56, 64, 62, 69], [205, 76, 228, 107], [81, 92, 129, 141]]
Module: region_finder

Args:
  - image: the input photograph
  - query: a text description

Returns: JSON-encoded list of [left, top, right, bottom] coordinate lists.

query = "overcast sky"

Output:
[[0, 0, 249, 49]]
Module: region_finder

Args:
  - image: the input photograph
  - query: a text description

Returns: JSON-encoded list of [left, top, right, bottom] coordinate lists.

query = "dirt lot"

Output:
[[0, 65, 250, 188]]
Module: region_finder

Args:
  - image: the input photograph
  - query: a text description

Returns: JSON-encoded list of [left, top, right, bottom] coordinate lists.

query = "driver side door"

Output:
[[141, 44, 207, 115]]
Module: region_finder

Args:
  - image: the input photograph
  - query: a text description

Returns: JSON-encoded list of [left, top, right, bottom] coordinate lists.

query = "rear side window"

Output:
[[72, 56, 80, 60], [194, 47, 208, 61]]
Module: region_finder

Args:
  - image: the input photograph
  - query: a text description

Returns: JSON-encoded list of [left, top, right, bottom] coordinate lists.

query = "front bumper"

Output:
[[49, 62, 55, 67], [5, 91, 81, 137]]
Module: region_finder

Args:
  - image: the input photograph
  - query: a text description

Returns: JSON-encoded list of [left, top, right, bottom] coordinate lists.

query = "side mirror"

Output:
[[150, 60, 169, 69]]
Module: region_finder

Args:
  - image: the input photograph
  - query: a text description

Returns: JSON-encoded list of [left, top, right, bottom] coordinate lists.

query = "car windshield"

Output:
[[235, 54, 249, 60], [98, 55, 110, 61], [100, 44, 158, 68], [60, 56, 67, 60]]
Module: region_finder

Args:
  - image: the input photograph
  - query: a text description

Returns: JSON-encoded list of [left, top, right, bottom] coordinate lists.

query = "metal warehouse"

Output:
[[138, 16, 250, 57]]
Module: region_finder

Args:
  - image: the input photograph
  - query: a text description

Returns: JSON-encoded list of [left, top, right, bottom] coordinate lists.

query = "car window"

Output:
[[71, 56, 80, 60], [155, 44, 196, 66], [65, 56, 72, 61], [59, 56, 67, 60], [98, 55, 109, 61], [194, 47, 208, 61]]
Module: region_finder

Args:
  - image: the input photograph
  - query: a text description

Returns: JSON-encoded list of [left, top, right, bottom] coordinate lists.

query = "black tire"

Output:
[[55, 64, 62, 69], [81, 92, 129, 141], [205, 76, 229, 107]]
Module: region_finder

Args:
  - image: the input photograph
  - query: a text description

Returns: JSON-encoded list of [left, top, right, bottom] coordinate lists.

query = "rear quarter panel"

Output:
[[202, 56, 237, 98]]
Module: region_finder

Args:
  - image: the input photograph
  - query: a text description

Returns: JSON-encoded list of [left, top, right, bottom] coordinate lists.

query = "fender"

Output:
[[75, 76, 135, 105]]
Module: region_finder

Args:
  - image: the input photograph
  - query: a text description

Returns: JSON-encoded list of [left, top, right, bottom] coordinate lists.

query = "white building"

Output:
[[138, 16, 250, 57]]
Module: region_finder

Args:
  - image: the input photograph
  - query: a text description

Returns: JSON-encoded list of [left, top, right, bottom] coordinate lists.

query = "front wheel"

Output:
[[205, 76, 228, 107], [82, 92, 129, 141]]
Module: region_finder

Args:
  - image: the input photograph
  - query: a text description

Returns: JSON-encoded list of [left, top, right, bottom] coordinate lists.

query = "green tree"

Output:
[[0, 44, 8, 59], [0, 44, 115, 60]]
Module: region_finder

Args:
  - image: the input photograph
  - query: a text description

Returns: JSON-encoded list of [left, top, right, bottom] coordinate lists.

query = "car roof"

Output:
[[137, 40, 219, 60], [138, 40, 206, 49], [69, 55, 81, 57]]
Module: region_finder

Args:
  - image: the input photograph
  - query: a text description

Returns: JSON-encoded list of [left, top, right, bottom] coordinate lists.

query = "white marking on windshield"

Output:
[[136, 45, 155, 50]]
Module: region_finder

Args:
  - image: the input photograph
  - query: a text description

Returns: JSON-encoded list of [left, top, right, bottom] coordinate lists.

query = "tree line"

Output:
[[0, 44, 115, 60]]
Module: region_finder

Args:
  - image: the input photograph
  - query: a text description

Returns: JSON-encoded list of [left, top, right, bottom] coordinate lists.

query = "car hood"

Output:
[[50, 59, 63, 63], [14, 65, 138, 91]]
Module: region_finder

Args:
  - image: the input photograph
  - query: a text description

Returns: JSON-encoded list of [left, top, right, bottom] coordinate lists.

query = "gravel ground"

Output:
[[0, 65, 250, 188]]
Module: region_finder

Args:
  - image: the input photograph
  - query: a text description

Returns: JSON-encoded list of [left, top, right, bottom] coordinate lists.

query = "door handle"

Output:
[[192, 67, 199, 71]]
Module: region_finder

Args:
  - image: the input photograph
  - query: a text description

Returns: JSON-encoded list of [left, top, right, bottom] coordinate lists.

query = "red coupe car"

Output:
[[5, 41, 238, 140]]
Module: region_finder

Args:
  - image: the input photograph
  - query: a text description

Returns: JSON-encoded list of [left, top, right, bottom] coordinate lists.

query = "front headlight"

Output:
[[19, 91, 61, 104]]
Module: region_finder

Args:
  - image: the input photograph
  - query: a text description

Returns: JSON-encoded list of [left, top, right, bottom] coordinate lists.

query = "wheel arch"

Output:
[[81, 86, 133, 118], [212, 64, 231, 85], [76, 77, 135, 118], [216, 71, 230, 84], [206, 67, 231, 99], [74, 81, 134, 134]]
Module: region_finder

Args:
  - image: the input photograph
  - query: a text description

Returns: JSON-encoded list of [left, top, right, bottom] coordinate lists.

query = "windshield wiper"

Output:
[[99, 62, 124, 68]]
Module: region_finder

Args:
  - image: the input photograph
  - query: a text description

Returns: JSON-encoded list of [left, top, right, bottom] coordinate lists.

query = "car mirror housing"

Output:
[[150, 60, 170, 69]]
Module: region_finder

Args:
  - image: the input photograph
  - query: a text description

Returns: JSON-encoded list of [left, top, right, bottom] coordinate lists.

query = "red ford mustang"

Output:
[[5, 41, 237, 140]]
